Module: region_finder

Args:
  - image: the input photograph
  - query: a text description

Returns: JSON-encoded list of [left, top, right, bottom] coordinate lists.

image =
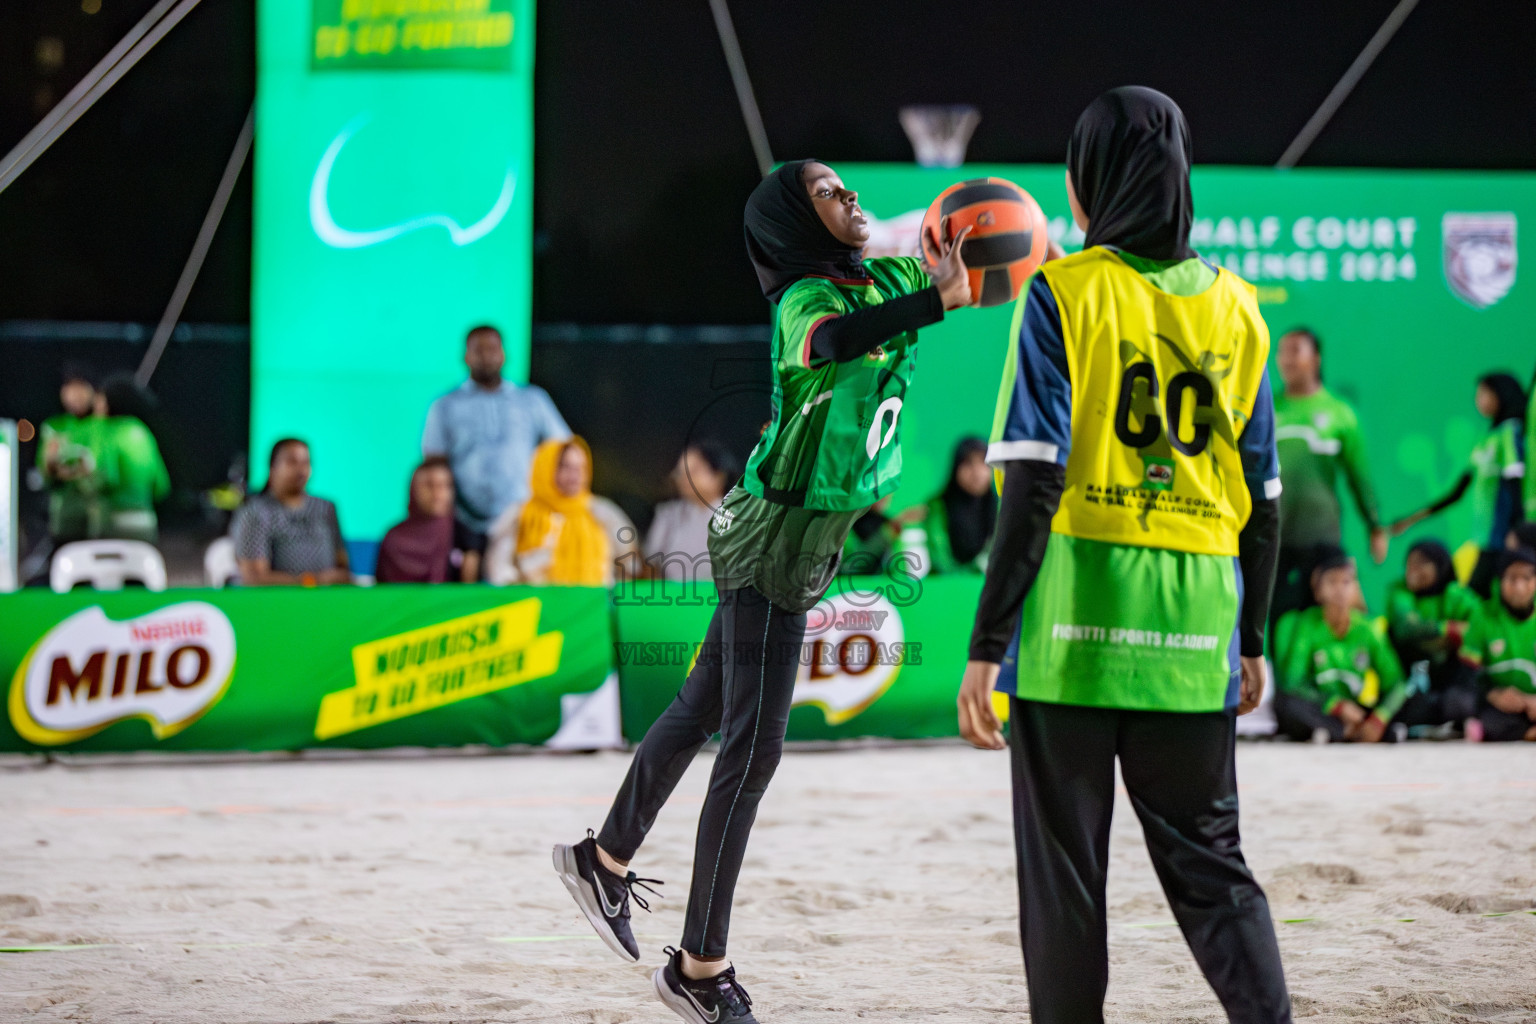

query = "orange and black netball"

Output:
[[920, 178, 1049, 307]]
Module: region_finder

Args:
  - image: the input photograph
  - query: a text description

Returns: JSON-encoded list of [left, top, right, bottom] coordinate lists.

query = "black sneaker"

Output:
[[652, 946, 758, 1024], [552, 831, 661, 962]]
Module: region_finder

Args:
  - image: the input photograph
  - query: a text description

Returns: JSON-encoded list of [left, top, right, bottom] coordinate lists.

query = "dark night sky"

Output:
[[1, 0, 1532, 326]]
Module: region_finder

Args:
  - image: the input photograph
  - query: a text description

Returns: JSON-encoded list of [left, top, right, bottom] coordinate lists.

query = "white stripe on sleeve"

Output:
[[987, 440, 1060, 465]]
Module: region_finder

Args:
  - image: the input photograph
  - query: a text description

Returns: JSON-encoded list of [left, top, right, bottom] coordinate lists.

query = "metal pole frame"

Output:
[[706, 0, 775, 178], [136, 107, 255, 387], [1276, 0, 1422, 169], [0, 0, 205, 196]]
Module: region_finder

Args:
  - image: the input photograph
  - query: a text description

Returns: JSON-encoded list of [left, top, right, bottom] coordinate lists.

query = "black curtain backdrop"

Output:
[[0, 0, 1533, 325]]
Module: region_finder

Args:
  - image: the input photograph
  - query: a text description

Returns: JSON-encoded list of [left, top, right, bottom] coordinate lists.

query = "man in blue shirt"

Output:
[[422, 325, 571, 537]]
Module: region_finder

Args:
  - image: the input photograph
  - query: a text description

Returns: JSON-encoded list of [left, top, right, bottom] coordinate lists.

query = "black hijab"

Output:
[[744, 159, 867, 302], [1478, 372, 1527, 426], [1407, 539, 1455, 598], [943, 437, 996, 566], [1067, 86, 1195, 261]]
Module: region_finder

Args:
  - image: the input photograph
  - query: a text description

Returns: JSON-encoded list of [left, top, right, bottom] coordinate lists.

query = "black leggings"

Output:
[[1479, 706, 1536, 742], [1273, 691, 1345, 742], [1007, 698, 1291, 1024], [1268, 545, 1318, 656], [598, 585, 807, 957]]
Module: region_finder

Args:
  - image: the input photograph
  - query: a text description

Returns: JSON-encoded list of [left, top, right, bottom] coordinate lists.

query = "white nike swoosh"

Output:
[[309, 116, 515, 250], [595, 876, 624, 918], [683, 985, 721, 1023]]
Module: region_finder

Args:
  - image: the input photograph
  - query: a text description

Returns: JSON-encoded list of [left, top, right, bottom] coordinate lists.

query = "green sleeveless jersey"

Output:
[[711, 257, 932, 612], [742, 257, 929, 511]]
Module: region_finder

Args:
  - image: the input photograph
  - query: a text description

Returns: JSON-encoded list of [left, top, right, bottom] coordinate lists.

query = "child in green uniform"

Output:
[[1386, 539, 1481, 729], [553, 160, 973, 1024], [1274, 547, 1406, 742], [1391, 373, 1527, 598], [1460, 547, 1536, 742]]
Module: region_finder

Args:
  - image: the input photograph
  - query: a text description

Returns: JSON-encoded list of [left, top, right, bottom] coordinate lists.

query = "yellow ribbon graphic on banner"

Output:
[[314, 597, 562, 740]]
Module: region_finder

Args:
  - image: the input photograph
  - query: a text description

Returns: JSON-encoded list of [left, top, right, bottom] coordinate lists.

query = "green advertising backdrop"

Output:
[[613, 576, 977, 744], [253, 0, 535, 542], [0, 585, 610, 753], [843, 165, 1534, 605]]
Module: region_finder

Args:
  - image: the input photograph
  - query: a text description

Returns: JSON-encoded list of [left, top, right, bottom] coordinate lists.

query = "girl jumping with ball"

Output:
[[554, 159, 972, 1024]]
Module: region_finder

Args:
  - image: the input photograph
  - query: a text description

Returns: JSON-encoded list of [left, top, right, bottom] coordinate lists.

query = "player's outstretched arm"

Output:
[[804, 227, 971, 365], [1388, 471, 1472, 535]]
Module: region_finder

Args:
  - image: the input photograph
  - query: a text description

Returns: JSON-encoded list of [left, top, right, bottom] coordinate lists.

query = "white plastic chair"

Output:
[[204, 536, 239, 588], [50, 540, 168, 593]]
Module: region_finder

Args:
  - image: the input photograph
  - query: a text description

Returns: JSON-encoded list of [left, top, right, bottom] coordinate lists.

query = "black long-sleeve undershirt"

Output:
[[1418, 471, 1474, 519], [967, 463, 1283, 663], [1237, 497, 1281, 657], [809, 286, 944, 364], [968, 460, 1065, 664]]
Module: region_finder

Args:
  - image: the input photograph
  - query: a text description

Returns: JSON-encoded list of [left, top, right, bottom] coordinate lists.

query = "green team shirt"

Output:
[[1461, 597, 1536, 695], [1465, 419, 1524, 549], [38, 414, 115, 491], [1386, 581, 1480, 666], [1276, 606, 1407, 721], [103, 416, 170, 514], [1273, 387, 1380, 549], [1526, 386, 1536, 521], [711, 257, 933, 612], [38, 414, 117, 540]]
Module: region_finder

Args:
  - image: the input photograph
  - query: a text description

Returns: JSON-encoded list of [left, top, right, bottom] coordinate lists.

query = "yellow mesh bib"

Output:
[[1040, 248, 1270, 557]]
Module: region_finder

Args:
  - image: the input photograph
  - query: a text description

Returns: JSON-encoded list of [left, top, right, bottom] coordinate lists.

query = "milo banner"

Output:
[[613, 576, 978, 743], [846, 165, 1534, 605], [0, 586, 616, 753]]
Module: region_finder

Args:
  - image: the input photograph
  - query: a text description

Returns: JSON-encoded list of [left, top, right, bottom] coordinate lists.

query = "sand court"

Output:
[[2, 743, 1533, 1023]]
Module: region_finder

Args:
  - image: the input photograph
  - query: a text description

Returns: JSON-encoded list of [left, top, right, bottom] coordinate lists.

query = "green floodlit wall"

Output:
[[253, 0, 534, 541], [841, 164, 1533, 606]]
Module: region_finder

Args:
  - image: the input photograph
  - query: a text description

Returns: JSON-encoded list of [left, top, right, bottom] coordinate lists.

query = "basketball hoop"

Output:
[[899, 105, 981, 168]]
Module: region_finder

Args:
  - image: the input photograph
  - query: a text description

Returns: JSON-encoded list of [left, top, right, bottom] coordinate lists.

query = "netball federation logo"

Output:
[[1442, 213, 1517, 309]]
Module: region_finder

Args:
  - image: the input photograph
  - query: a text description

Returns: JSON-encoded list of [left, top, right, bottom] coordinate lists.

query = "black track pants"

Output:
[[1007, 697, 1292, 1024], [1273, 691, 1346, 742], [597, 585, 807, 956]]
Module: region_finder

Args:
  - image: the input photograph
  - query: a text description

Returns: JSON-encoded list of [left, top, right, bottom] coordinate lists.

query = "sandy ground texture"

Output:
[[1, 743, 1534, 1024]]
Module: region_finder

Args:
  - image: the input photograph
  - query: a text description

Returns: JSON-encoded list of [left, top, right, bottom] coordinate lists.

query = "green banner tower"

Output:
[[253, 0, 535, 541]]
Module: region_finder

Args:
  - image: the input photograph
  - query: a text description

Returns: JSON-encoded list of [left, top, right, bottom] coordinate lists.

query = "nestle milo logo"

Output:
[[9, 603, 236, 745], [793, 593, 905, 725]]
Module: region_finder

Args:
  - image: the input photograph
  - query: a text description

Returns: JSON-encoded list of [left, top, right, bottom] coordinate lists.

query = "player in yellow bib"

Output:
[[957, 87, 1291, 1023]]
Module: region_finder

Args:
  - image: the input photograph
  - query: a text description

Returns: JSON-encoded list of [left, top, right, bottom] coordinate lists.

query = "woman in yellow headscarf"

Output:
[[486, 437, 636, 585]]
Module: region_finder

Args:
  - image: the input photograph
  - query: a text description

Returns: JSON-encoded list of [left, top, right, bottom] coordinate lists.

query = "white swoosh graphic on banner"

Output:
[[309, 118, 515, 249]]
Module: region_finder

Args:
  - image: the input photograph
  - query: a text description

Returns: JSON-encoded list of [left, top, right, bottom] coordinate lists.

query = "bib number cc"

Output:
[[1113, 362, 1214, 456]]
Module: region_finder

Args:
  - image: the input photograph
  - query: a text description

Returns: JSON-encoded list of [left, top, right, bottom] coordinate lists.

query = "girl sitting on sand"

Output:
[[1274, 546, 1407, 743]]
